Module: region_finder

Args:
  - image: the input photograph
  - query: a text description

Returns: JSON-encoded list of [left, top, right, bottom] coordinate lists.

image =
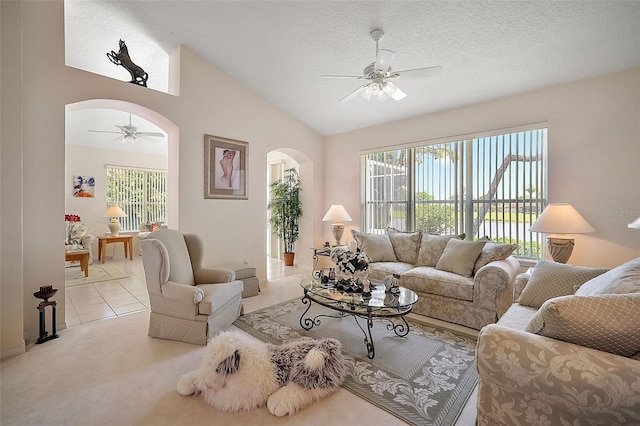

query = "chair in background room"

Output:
[[140, 229, 244, 345], [64, 214, 95, 263]]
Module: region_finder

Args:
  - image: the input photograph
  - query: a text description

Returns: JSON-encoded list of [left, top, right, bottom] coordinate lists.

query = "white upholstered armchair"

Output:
[[141, 229, 244, 345]]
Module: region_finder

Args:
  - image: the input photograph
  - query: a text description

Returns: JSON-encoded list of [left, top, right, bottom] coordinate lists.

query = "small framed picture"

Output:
[[204, 134, 248, 200], [73, 175, 95, 198]]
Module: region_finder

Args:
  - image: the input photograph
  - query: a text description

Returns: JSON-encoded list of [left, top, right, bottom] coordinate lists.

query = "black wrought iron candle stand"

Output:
[[34, 285, 59, 344]]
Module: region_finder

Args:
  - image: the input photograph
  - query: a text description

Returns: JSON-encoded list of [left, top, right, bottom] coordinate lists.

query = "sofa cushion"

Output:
[[416, 234, 461, 267], [351, 230, 397, 262], [473, 242, 519, 275], [436, 239, 487, 277], [525, 294, 640, 357], [367, 261, 414, 282], [402, 266, 474, 301], [497, 303, 538, 331], [575, 257, 640, 295], [517, 260, 608, 309], [387, 228, 421, 264]]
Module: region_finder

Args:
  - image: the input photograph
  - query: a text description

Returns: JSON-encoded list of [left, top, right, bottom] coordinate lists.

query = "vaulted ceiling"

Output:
[[66, 1, 640, 136]]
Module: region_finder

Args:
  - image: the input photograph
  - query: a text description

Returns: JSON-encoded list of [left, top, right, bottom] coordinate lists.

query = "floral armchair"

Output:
[[65, 214, 95, 263]]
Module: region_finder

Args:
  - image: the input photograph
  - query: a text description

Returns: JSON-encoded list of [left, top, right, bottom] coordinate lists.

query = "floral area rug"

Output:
[[65, 264, 128, 287], [234, 298, 478, 426]]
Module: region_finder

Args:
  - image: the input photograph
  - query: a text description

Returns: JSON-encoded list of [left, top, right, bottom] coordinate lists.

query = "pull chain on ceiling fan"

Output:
[[322, 29, 442, 102], [89, 114, 164, 144]]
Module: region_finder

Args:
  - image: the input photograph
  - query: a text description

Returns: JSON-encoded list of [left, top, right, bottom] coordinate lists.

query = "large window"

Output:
[[362, 126, 547, 259], [106, 166, 168, 232]]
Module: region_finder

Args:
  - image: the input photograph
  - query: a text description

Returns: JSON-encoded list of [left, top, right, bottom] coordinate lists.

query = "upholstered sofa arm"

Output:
[[476, 324, 640, 425], [513, 272, 530, 300], [161, 281, 205, 304], [473, 257, 520, 313], [194, 268, 236, 284]]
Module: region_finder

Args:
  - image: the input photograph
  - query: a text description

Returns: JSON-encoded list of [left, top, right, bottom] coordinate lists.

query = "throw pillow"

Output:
[[387, 228, 421, 264], [525, 294, 640, 357], [473, 241, 518, 275], [517, 260, 609, 309], [350, 230, 397, 262], [416, 234, 462, 267], [575, 257, 640, 295], [435, 239, 487, 277]]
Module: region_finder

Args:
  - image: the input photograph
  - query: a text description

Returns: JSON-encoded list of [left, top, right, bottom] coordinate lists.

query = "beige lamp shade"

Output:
[[104, 205, 127, 236], [530, 203, 594, 263], [629, 217, 640, 229], [322, 205, 352, 246]]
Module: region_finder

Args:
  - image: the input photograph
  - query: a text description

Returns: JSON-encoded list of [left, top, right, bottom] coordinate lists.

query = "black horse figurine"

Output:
[[107, 40, 148, 87]]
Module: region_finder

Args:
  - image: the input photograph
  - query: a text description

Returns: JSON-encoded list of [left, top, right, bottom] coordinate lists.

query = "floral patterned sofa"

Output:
[[65, 214, 95, 263], [351, 228, 520, 330], [476, 258, 640, 425]]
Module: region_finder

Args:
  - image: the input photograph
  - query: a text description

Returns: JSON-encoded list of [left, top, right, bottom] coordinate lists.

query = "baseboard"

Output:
[[1, 341, 26, 360]]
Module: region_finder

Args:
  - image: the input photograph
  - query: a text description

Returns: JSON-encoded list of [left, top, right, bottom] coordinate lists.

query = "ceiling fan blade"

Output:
[[88, 130, 124, 134], [340, 84, 369, 102], [375, 49, 395, 73], [384, 81, 407, 101], [139, 132, 165, 138], [321, 74, 366, 79], [390, 66, 442, 80]]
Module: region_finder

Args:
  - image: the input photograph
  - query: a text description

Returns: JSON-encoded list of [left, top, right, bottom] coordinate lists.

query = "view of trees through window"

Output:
[[362, 126, 547, 259], [106, 166, 168, 232]]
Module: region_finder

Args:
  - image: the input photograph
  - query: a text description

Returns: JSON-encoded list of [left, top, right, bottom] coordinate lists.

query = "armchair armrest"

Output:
[[194, 267, 236, 284], [473, 256, 520, 313], [161, 281, 204, 304], [476, 324, 640, 425]]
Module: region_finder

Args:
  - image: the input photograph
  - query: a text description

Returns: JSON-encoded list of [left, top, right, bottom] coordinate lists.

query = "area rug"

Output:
[[234, 298, 478, 426], [65, 264, 128, 287]]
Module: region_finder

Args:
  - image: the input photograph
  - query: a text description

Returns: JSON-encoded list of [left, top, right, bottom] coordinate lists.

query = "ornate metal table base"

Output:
[[300, 295, 411, 359]]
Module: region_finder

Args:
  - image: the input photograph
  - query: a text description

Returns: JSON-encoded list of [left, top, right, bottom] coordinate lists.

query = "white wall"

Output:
[[324, 68, 640, 268], [1, 1, 324, 357]]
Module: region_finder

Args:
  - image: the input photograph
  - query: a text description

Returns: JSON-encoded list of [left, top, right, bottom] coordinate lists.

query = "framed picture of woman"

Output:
[[204, 134, 248, 199]]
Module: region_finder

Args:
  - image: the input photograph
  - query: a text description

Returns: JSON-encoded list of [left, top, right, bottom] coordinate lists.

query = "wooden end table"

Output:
[[98, 235, 133, 263], [65, 249, 90, 277]]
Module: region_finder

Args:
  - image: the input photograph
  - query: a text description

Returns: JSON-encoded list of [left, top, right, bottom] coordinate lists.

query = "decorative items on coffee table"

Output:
[[329, 247, 372, 296]]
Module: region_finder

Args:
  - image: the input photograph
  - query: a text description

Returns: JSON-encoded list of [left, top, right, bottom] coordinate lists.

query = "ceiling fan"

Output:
[[322, 29, 442, 102], [88, 114, 164, 143]]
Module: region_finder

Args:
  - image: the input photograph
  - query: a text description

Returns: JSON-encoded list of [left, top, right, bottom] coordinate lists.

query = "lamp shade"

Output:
[[629, 217, 640, 229], [322, 205, 352, 223], [530, 203, 594, 235], [104, 205, 127, 218]]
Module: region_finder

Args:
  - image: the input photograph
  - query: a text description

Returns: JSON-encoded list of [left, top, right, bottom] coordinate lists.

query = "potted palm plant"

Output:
[[268, 168, 302, 266]]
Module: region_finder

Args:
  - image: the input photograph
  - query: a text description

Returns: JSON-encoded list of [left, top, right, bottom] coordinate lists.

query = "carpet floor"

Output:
[[65, 264, 128, 286], [234, 298, 478, 426]]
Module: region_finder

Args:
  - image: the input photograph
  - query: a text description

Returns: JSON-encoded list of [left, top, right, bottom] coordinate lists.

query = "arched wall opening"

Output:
[[266, 148, 314, 270], [65, 99, 179, 253]]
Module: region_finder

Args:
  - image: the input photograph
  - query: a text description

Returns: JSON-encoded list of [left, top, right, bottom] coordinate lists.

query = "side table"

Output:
[[98, 235, 133, 263], [65, 249, 90, 277]]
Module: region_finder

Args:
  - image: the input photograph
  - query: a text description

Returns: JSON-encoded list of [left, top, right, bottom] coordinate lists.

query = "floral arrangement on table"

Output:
[[330, 247, 372, 293]]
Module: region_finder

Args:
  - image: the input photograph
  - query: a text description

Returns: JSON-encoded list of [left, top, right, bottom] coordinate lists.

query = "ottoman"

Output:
[[221, 264, 260, 298]]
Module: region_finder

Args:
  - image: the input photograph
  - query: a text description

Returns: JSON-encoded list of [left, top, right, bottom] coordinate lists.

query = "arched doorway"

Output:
[[266, 148, 314, 274]]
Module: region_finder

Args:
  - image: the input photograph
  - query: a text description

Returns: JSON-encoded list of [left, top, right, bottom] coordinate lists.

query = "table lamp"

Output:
[[322, 205, 352, 246], [529, 203, 595, 263], [104, 205, 127, 237]]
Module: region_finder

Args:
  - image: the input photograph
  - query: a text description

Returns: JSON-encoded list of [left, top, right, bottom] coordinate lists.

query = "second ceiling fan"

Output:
[[322, 29, 442, 102], [89, 114, 164, 144]]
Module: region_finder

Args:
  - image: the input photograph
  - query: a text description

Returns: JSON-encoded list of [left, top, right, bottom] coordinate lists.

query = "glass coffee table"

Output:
[[299, 278, 418, 359]]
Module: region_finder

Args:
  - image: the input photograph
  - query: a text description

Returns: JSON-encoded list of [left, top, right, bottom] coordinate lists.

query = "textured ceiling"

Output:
[[66, 1, 640, 136]]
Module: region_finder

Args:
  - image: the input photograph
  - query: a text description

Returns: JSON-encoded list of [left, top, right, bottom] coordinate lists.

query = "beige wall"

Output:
[[1, 1, 324, 357], [324, 68, 640, 268]]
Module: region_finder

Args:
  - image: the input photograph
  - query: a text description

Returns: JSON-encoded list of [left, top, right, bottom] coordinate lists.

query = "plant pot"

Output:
[[283, 252, 295, 266]]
